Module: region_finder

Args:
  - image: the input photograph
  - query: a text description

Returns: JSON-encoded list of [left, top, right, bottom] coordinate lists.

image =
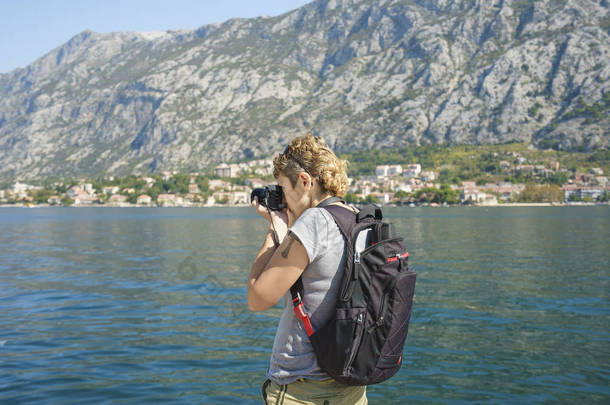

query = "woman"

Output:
[[248, 134, 367, 404]]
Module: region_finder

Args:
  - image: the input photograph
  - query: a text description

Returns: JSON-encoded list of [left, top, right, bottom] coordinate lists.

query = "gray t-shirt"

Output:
[[266, 207, 347, 385]]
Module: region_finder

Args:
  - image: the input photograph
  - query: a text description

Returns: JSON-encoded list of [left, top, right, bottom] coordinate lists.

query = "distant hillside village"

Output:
[[359, 161, 608, 206], [1, 151, 608, 207]]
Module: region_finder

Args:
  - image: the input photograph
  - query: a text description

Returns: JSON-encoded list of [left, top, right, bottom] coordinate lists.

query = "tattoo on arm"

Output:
[[281, 233, 300, 258]]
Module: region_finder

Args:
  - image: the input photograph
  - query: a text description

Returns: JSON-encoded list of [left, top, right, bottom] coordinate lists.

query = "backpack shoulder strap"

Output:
[[290, 204, 362, 331], [290, 277, 314, 336], [322, 204, 357, 240]]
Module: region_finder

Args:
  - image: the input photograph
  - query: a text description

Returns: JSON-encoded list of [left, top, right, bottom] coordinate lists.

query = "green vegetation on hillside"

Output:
[[339, 142, 609, 182], [517, 184, 564, 203], [3, 143, 608, 206], [562, 93, 610, 124]]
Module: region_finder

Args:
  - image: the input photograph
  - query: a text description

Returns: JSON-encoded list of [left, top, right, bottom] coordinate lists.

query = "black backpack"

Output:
[[290, 204, 416, 386]]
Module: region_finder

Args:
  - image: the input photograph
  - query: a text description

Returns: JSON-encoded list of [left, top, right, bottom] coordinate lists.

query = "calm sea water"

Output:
[[1, 206, 608, 404]]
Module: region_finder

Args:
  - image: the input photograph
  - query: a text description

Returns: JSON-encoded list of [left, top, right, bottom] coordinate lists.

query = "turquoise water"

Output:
[[0, 207, 608, 404]]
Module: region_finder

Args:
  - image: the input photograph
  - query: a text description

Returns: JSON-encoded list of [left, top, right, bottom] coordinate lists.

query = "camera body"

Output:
[[250, 185, 286, 211]]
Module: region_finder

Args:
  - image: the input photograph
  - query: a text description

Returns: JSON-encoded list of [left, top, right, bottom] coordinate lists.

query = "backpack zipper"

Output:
[[344, 312, 365, 374], [358, 237, 403, 257], [367, 271, 410, 334], [367, 291, 389, 334], [345, 239, 405, 302], [387, 252, 409, 263], [340, 251, 360, 301]]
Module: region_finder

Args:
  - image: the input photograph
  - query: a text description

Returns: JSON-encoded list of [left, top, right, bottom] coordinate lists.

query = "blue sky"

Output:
[[0, 0, 312, 74]]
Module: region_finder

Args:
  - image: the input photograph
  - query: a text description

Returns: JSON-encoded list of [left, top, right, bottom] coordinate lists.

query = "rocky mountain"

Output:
[[0, 0, 608, 181]]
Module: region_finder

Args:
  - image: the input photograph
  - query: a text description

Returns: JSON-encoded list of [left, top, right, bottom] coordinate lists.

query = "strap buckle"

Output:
[[291, 292, 314, 336]]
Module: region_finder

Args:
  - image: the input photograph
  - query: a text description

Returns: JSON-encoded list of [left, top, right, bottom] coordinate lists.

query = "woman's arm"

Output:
[[247, 230, 309, 311], [247, 229, 278, 294]]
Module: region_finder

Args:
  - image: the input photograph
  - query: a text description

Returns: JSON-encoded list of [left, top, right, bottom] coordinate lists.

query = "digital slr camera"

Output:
[[250, 185, 286, 211]]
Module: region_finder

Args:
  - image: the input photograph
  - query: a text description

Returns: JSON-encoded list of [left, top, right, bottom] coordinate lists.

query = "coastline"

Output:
[[1, 202, 607, 208]]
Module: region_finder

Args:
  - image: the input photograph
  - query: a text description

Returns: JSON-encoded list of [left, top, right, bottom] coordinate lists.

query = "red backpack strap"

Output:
[[289, 203, 357, 337], [290, 278, 314, 336]]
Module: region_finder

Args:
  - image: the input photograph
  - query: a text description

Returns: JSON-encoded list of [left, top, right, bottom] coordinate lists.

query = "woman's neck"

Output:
[[310, 192, 333, 208]]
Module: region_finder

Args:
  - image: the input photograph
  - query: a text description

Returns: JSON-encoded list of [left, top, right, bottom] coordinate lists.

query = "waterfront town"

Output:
[[1, 151, 608, 208]]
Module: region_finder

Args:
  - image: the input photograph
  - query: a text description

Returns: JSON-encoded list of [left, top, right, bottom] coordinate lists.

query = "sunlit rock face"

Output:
[[0, 0, 608, 180]]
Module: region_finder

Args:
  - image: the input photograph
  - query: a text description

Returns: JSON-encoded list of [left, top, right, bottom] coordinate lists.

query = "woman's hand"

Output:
[[251, 196, 272, 222], [251, 197, 290, 242]]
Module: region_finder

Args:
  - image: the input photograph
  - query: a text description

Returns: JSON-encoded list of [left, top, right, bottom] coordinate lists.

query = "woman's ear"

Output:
[[299, 172, 312, 189]]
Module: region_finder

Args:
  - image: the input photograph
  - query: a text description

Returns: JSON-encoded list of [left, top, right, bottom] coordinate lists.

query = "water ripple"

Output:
[[1, 207, 609, 403]]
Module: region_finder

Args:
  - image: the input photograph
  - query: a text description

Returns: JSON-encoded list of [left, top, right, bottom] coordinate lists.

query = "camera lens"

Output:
[[250, 188, 269, 207], [250, 186, 285, 211]]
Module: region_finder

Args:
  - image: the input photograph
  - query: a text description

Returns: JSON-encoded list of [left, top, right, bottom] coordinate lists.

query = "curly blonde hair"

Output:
[[273, 134, 349, 197]]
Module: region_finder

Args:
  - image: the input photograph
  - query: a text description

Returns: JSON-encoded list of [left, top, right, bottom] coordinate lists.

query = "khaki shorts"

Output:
[[261, 378, 367, 405]]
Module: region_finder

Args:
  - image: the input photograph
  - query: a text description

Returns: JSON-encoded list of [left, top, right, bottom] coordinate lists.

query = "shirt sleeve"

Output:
[[289, 208, 329, 265]]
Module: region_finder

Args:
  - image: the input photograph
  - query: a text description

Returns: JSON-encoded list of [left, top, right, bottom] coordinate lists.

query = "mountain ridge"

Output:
[[0, 0, 608, 181]]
